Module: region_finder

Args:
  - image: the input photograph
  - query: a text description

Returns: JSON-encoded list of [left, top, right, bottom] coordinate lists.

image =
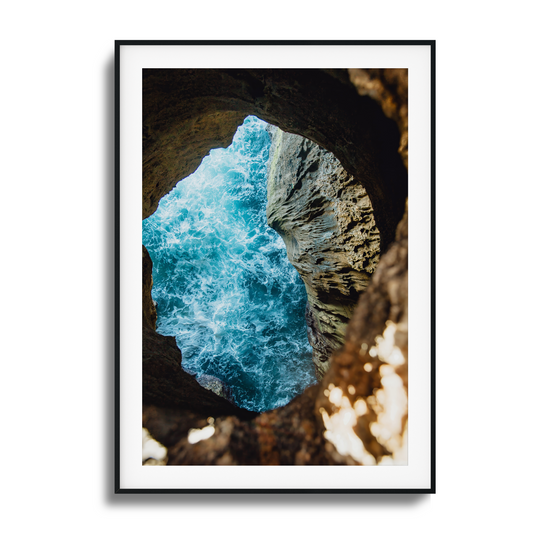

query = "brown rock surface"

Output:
[[143, 385, 332, 465], [142, 245, 157, 330], [266, 127, 380, 379], [315, 201, 408, 465]]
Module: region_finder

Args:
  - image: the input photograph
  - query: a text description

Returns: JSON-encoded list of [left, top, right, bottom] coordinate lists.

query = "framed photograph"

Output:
[[115, 41, 435, 493]]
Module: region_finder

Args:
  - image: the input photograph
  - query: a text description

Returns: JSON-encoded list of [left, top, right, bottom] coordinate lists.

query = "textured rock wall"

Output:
[[141, 68, 410, 465], [315, 201, 408, 465], [266, 127, 380, 379], [142, 245, 157, 330]]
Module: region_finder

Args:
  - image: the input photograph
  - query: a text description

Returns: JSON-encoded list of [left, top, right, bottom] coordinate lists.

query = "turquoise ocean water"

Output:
[[142, 116, 315, 412]]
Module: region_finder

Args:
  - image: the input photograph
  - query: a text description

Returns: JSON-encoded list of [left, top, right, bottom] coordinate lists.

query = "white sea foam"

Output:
[[143, 116, 316, 412]]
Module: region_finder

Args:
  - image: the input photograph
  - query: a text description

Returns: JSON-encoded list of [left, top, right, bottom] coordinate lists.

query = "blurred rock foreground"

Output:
[[141, 68, 410, 465]]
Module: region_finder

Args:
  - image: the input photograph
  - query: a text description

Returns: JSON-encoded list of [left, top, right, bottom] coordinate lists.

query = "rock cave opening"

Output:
[[143, 116, 316, 413], [143, 111, 383, 414], [141, 69, 409, 465]]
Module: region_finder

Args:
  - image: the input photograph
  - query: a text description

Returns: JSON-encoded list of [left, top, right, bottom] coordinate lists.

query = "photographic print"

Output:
[[116, 42, 434, 492]]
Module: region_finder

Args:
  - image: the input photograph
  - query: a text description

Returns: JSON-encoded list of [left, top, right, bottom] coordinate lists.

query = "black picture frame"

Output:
[[115, 40, 435, 494]]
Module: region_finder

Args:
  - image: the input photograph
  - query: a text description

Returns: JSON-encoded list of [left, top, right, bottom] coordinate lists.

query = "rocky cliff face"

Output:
[[142, 245, 157, 330], [266, 127, 380, 379]]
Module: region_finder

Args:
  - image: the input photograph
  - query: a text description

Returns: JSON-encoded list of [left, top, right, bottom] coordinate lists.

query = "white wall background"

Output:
[[1, 1, 531, 531]]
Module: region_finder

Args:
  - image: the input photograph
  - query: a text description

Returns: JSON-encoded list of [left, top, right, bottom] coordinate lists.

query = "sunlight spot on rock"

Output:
[[354, 398, 368, 416], [321, 402, 376, 466], [342, 394, 352, 408], [142, 428, 167, 465], [372, 321, 406, 365], [392, 422, 408, 465], [366, 364, 408, 457], [320, 316, 407, 464], [328, 386, 343, 407], [354, 320, 408, 462], [188, 423, 216, 444], [380, 364, 395, 377]]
